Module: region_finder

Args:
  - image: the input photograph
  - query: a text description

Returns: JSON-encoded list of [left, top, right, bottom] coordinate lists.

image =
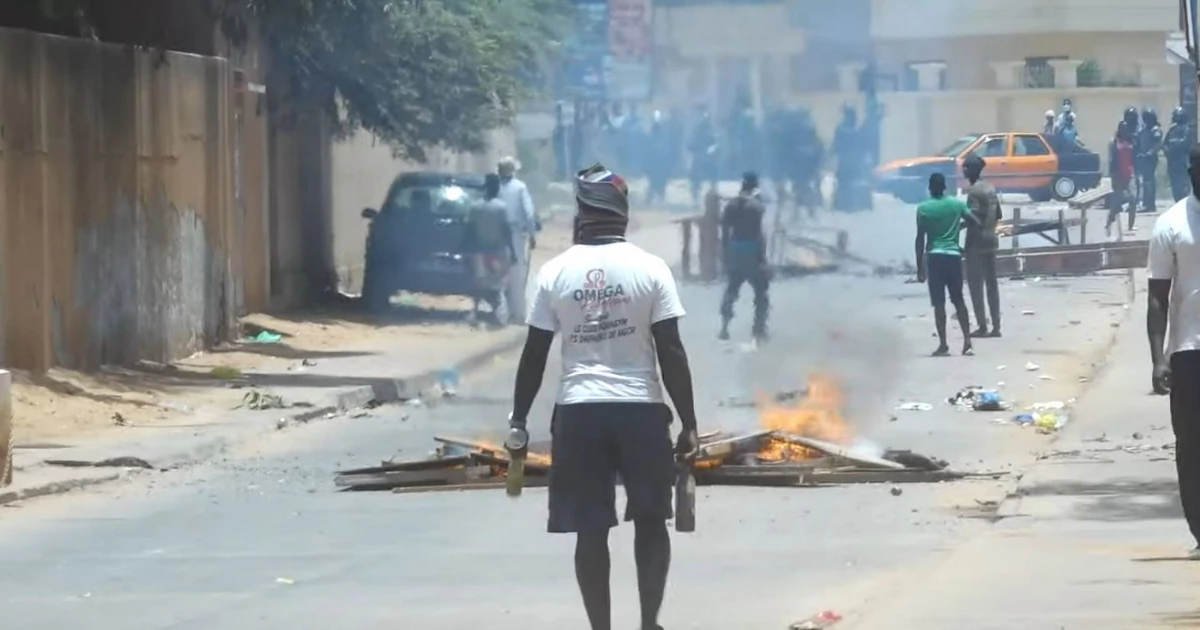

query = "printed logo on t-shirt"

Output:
[[568, 268, 637, 344]]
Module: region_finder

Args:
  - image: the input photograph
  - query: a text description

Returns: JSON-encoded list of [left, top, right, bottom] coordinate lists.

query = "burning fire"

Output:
[[757, 372, 852, 462]]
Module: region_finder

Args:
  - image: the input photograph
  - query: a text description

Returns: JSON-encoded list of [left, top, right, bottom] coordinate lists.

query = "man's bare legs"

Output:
[[575, 521, 671, 630], [576, 530, 612, 630], [932, 300, 973, 357], [634, 520, 670, 630]]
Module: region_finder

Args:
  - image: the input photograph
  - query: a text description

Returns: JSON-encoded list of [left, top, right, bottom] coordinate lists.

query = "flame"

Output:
[[756, 372, 852, 461]]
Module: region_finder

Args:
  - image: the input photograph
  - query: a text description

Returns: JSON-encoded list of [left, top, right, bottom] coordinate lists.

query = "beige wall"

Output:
[[0, 28, 251, 371], [787, 87, 1178, 164], [874, 32, 1177, 90], [871, 0, 1178, 39], [329, 128, 517, 294]]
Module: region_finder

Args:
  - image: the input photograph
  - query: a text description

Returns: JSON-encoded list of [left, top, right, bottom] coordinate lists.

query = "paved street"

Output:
[[0, 198, 1148, 629]]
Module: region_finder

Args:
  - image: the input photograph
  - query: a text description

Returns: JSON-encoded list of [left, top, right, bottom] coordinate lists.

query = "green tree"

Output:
[[216, 0, 569, 162]]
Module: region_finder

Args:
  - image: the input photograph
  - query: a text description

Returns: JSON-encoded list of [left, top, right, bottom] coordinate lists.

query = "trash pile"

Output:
[[940, 384, 1073, 434], [334, 432, 971, 494]]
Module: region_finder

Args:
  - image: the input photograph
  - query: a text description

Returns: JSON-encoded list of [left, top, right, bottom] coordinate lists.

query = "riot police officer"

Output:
[[833, 105, 865, 212], [1136, 108, 1164, 212], [1164, 106, 1193, 202]]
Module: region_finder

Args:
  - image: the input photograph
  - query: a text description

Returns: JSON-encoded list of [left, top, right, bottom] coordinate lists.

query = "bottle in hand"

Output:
[[504, 425, 529, 498], [675, 464, 696, 532]]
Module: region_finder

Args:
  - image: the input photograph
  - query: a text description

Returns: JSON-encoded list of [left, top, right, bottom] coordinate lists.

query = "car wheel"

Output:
[[1051, 176, 1078, 201]]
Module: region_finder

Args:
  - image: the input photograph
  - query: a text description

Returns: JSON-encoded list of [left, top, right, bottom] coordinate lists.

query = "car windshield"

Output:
[[938, 135, 979, 157], [384, 183, 484, 216]]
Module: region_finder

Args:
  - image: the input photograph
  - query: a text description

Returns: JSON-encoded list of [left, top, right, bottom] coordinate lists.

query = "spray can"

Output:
[[504, 423, 529, 499], [674, 461, 696, 533]]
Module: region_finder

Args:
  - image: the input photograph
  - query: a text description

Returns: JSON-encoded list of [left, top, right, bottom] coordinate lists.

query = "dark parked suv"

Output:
[[360, 172, 488, 311]]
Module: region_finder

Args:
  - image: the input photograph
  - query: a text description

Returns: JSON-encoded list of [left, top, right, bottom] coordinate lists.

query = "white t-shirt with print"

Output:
[[527, 241, 686, 405], [1148, 195, 1200, 356]]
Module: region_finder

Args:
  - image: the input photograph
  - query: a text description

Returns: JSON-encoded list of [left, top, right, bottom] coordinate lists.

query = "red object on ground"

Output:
[[789, 610, 843, 629]]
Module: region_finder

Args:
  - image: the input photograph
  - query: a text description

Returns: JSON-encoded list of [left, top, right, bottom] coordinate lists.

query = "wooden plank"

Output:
[[337, 455, 473, 477], [433, 435, 552, 466], [696, 430, 774, 460], [1067, 181, 1112, 209], [468, 450, 551, 475], [336, 465, 492, 490], [694, 470, 807, 487], [995, 240, 1148, 277], [773, 434, 907, 470], [391, 477, 551, 495], [805, 469, 965, 485]]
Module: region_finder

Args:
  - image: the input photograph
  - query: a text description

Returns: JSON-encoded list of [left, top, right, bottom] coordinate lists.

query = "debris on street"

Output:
[[948, 386, 1008, 411], [338, 374, 980, 493], [790, 610, 843, 629], [895, 402, 933, 411]]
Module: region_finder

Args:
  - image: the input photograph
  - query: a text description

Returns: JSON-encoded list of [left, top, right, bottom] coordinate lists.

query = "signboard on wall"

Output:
[[606, 0, 654, 101], [559, 1, 610, 100]]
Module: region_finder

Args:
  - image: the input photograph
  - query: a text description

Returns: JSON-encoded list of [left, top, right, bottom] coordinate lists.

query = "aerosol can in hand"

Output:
[[675, 460, 696, 533], [504, 414, 529, 499]]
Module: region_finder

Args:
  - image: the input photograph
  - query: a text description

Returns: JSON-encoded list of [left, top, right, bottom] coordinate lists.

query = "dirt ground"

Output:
[[12, 210, 676, 444]]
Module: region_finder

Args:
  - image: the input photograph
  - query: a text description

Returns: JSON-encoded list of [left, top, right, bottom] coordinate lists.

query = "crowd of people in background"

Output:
[[550, 92, 882, 216], [1106, 104, 1195, 236]]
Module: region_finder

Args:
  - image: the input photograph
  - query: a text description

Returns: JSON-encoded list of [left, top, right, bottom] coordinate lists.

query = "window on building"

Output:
[[1013, 135, 1050, 156], [972, 136, 1009, 159], [1023, 56, 1066, 89], [902, 61, 947, 92]]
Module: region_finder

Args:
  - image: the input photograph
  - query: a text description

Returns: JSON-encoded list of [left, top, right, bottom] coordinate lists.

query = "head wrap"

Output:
[[573, 163, 629, 243], [574, 163, 629, 216]]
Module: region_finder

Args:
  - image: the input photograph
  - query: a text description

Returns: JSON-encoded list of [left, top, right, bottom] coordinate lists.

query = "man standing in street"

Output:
[[719, 172, 770, 342], [1107, 120, 1137, 237], [915, 173, 977, 357], [498, 156, 540, 323], [1137, 108, 1164, 212], [464, 174, 516, 326], [1147, 143, 1200, 559], [1147, 144, 1200, 560], [1165, 107, 1193, 202], [963, 155, 1002, 338], [508, 163, 700, 630]]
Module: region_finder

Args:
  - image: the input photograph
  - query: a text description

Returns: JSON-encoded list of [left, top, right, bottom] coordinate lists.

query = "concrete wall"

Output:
[[873, 33, 1176, 90], [870, 0, 1179, 39], [787, 87, 1179, 164], [328, 127, 517, 295], [0, 28, 257, 371]]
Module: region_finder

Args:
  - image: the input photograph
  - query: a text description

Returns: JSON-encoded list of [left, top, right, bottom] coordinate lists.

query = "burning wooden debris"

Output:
[[335, 374, 975, 493]]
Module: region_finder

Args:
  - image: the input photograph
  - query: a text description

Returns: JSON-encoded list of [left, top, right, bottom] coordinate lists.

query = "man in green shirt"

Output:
[[915, 173, 979, 357]]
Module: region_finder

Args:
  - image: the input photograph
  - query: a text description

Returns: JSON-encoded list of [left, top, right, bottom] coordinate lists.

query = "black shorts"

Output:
[[548, 402, 675, 533], [926, 253, 964, 307]]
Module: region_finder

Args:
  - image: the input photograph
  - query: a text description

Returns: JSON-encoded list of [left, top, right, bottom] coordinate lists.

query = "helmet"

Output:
[[1045, 110, 1056, 119], [1123, 107, 1139, 126], [1173, 106, 1187, 124], [1142, 107, 1157, 124]]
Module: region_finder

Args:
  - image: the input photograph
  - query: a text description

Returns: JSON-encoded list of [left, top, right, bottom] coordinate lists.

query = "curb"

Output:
[[324, 329, 526, 409], [0, 329, 528, 507], [0, 471, 121, 506]]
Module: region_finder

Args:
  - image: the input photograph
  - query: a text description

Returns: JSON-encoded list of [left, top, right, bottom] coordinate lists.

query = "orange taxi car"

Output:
[[874, 132, 1102, 204]]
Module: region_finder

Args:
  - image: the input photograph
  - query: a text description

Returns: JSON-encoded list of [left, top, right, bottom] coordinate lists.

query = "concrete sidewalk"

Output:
[[844, 272, 1200, 629], [0, 221, 682, 506]]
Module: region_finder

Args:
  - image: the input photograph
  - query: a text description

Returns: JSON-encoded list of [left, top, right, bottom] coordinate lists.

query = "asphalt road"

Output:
[[0, 199, 1135, 629]]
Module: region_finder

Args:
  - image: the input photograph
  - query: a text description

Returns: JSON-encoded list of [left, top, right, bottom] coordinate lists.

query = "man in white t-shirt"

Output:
[[508, 163, 699, 630], [1147, 143, 1200, 559]]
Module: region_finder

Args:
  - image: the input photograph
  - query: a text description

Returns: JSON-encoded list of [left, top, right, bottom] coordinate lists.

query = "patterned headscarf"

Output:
[[574, 163, 629, 216]]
